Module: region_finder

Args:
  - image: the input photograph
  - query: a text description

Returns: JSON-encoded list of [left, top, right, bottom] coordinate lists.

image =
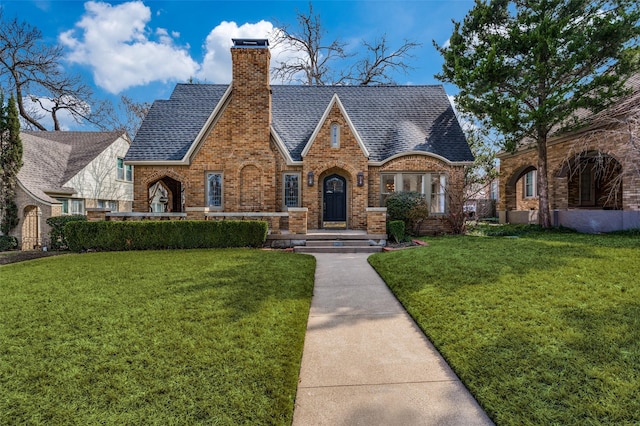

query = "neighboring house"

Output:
[[497, 74, 640, 232], [125, 39, 473, 234], [13, 131, 133, 250]]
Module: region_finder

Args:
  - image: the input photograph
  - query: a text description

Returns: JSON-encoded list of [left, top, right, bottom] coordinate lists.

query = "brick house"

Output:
[[125, 39, 472, 234], [497, 74, 640, 232], [13, 131, 133, 250]]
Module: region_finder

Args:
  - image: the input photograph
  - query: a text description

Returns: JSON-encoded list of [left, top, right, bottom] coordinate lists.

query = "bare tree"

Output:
[[0, 12, 109, 130], [341, 35, 421, 86], [272, 2, 420, 86], [272, 2, 349, 85], [119, 96, 151, 139]]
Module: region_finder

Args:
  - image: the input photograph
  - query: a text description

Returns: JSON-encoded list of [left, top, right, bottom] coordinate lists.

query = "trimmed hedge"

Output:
[[65, 220, 269, 252], [47, 215, 87, 250]]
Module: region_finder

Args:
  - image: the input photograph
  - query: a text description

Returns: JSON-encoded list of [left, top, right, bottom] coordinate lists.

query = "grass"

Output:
[[0, 249, 315, 425], [369, 231, 640, 425]]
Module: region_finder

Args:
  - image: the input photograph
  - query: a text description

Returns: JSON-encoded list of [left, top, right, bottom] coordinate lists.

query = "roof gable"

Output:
[[300, 94, 369, 159]]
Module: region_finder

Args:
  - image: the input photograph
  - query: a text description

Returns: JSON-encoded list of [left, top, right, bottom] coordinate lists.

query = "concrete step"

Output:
[[305, 240, 371, 247], [294, 245, 383, 254]]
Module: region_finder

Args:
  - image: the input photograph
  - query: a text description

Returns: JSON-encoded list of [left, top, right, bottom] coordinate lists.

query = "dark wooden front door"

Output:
[[323, 174, 347, 222]]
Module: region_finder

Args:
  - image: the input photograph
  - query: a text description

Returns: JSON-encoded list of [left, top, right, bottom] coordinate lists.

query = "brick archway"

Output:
[[147, 176, 184, 212]]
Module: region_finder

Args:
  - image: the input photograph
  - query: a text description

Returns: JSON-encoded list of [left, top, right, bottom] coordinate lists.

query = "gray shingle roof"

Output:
[[127, 84, 473, 163], [18, 131, 124, 203]]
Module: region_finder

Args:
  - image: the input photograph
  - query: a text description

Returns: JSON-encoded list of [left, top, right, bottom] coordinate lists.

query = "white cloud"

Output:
[[60, 2, 308, 91], [197, 20, 303, 84], [60, 1, 199, 94]]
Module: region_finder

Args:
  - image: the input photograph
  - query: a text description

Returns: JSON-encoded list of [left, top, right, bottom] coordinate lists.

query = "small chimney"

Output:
[[232, 39, 269, 48]]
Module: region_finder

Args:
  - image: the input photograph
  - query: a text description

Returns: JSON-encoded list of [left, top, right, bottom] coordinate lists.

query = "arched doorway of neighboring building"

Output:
[[22, 205, 40, 250], [562, 151, 623, 209], [147, 176, 183, 212]]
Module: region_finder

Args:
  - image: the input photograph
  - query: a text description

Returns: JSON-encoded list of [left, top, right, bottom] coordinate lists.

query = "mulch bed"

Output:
[[383, 239, 428, 251], [0, 250, 67, 265]]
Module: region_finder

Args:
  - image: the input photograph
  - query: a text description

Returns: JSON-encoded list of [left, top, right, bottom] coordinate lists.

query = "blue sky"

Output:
[[0, 0, 475, 130]]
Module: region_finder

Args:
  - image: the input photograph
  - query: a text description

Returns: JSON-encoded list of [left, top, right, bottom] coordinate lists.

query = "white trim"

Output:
[[270, 127, 302, 165], [184, 84, 233, 163], [368, 151, 473, 167], [301, 94, 370, 158], [126, 85, 233, 167]]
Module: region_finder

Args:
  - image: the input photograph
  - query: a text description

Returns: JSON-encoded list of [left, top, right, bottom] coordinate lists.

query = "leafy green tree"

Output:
[[436, 0, 640, 227], [0, 94, 23, 235]]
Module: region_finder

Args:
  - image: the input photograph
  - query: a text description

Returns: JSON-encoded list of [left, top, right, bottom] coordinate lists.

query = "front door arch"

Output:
[[323, 174, 347, 224]]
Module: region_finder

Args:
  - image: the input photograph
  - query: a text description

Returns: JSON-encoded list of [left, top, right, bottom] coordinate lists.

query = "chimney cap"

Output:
[[232, 38, 269, 48]]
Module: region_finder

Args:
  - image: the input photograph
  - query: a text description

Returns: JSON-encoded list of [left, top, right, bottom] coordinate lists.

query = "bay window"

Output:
[[380, 172, 447, 213]]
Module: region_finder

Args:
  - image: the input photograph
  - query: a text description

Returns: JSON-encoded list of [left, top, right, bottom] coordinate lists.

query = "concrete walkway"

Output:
[[292, 253, 494, 426]]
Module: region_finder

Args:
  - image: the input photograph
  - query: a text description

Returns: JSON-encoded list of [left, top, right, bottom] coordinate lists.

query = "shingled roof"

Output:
[[18, 131, 125, 203], [126, 84, 473, 164]]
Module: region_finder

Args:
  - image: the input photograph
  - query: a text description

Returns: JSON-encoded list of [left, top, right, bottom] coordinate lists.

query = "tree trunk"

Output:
[[537, 137, 552, 228]]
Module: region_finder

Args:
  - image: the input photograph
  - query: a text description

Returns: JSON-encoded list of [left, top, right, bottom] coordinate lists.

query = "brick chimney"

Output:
[[228, 38, 275, 211], [231, 38, 271, 113]]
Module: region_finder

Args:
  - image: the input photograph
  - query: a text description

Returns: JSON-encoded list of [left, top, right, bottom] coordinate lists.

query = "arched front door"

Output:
[[323, 174, 347, 225]]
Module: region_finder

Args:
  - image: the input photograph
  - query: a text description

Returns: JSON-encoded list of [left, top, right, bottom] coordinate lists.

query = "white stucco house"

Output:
[[12, 131, 133, 250]]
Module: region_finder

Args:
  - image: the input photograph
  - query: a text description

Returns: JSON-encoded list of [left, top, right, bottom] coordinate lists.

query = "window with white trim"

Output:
[[380, 172, 447, 213], [283, 173, 300, 208], [58, 198, 84, 215], [207, 172, 223, 208], [524, 170, 537, 198], [117, 158, 133, 182], [330, 123, 340, 148]]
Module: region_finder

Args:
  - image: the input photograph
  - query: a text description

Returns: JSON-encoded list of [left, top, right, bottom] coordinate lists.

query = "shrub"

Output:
[[65, 220, 268, 252], [0, 235, 18, 251], [47, 215, 87, 250], [385, 191, 429, 235], [387, 220, 405, 244]]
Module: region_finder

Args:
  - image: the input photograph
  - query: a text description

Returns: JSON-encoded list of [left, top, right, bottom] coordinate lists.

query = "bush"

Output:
[[65, 220, 269, 252], [385, 191, 430, 235], [47, 215, 87, 250], [0, 235, 18, 251], [387, 220, 405, 244]]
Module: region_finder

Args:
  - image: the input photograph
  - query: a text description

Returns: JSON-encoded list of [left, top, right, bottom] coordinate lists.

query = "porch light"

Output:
[[307, 171, 314, 186], [357, 172, 365, 187]]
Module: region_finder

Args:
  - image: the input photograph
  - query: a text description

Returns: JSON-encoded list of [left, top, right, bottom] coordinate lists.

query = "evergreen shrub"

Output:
[[65, 220, 268, 252]]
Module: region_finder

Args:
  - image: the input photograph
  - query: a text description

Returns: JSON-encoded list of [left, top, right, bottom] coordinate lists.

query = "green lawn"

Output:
[[369, 231, 640, 425], [0, 249, 315, 425]]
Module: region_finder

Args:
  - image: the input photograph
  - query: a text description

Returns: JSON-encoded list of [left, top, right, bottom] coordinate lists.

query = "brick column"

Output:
[[288, 208, 308, 234], [366, 207, 387, 234], [185, 207, 207, 221], [85, 208, 109, 221]]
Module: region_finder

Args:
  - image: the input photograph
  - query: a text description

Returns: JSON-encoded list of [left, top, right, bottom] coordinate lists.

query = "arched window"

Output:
[[330, 123, 340, 148]]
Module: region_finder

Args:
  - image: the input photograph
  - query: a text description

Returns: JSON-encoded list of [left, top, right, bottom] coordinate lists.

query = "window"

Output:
[[330, 123, 340, 148], [524, 170, 537, 198], [207, 172, 223, 208], [117, 158, 133, 181], [430, 174, 446, 214], [59, 198, 84, 215], [380, 172, 447, 213], [283, 173, 300, 208], [97, 200, 118, 211]]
